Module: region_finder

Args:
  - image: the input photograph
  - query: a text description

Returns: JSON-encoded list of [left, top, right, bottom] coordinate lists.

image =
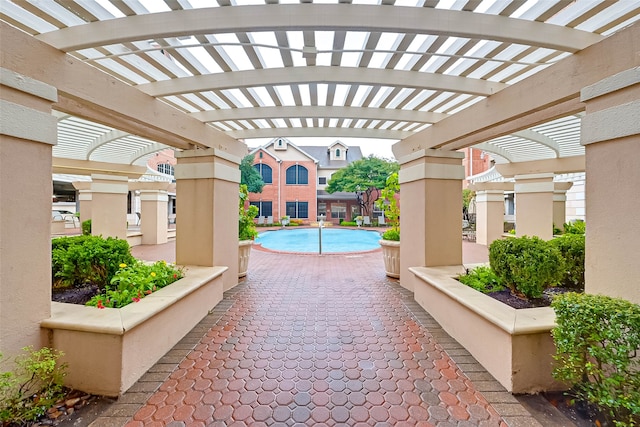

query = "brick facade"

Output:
[[248, 139, 363, 225]]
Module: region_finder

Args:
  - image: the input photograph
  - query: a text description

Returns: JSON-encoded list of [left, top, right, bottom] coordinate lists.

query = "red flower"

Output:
[[146, 290, 152, 295], [132, 297, 141, 303], [173, 274, 178, 279], [97, 300, 105, 309]]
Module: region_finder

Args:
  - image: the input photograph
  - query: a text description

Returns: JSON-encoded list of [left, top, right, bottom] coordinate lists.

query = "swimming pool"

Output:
[[256, 228, 381, 253]]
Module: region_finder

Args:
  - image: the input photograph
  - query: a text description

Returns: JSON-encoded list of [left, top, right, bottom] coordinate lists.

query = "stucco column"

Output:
[[175, 148, 240, 291], [580, 67, 640, 303], [471, 183, 513, 246], [514, 173, 554, 240], [86, 174, 128, 239], [134, 182, 171, 245], [0, 69, 57, 357], [553, 182, 573, 233], [398, 149, 465, 292], [72, 181, 92, 224]]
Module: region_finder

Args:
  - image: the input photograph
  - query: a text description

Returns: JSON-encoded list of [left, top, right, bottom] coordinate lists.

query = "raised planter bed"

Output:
[[41, 265, 227, 397], [410, 265, 564, 394]]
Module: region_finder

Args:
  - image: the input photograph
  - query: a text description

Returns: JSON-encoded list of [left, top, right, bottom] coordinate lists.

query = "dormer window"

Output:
[[335, 148, 341, 158], [274, 138, 287, 150]]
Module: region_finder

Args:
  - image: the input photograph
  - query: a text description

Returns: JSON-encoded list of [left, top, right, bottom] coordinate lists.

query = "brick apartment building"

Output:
[[248, 138, 368, 225]]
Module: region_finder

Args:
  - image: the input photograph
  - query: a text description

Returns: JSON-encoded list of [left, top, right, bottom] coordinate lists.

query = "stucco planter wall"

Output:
[[41, 265, 227, 397], [238, 240, 253, 278], [410, 265, 563, 394], [380, 239, 400, 278]]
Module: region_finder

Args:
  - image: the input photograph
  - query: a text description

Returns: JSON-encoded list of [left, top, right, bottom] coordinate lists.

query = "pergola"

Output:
[[1, 0, 639, 385], [3, 0, 638, 163]]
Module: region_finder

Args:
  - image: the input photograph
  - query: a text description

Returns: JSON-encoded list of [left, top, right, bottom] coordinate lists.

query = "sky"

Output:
[[243, 137, 398, 160]]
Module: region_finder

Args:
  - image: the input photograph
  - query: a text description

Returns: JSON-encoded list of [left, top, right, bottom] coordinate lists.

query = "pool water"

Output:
[[256, 228, 381, 253]]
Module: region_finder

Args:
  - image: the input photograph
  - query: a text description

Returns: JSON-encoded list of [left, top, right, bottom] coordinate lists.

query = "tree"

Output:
[[240, 154, 264, 194], [326, 155, 399, 216]]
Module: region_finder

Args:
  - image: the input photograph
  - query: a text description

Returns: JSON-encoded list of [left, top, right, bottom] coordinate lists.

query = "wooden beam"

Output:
[[52, 157, 146, 178], [393, 22, 640, 157], [0, 22, 246, 158], [495, 156, 585, 178]]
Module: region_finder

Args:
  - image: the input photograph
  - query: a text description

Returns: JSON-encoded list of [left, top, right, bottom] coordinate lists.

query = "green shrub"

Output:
[[553, 223, 563, 236], [0, 347, 67, 424], [81, 219, 91, 235], [552, 293, 640, 426], [563, 219, 586, 235], [458, 266, 505, 294], [489, 236, 563, 299], [238, 184, 259, 241], [340, 221, 357, 227], [376, 172, 400, 240], [51, 235, 135, 290], [380, 228, 400, 241], [551, 234, 585, 290], [86, 260, 183, 308]]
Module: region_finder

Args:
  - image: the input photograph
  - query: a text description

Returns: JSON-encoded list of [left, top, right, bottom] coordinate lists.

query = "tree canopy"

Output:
[[326, 155, 399, 216], [240, 154, 264, 194]]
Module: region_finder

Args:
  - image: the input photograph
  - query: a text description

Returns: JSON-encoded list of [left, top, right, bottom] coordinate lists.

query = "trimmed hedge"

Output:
[[551, 234, 585, 290], [52, 235, 135, 290], [489, 236, 563, 299], [552, 293, 640, 426]]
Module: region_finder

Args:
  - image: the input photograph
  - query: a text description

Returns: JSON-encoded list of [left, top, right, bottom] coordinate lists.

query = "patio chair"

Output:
[[257, 216, 265, 225], [136, 212, 141, 225], [378, 215, 386, 226], [363, 216, 371, 226], [267, 216, 273, 225]]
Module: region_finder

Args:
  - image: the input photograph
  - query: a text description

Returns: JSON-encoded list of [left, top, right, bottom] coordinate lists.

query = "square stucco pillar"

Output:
[[175, 148, 240, 291], [398, 149, 465, 292], [0, 69, 57, 357], [72, 181, 92, 224], [475, 190, 506, 246], [88, 174, 129, 239], [553, 182, 573, 232], [469, 182, 513, 247], [581, 67, 640, 304], [134, 183, 171, 245], [514, 173, 555, 240]]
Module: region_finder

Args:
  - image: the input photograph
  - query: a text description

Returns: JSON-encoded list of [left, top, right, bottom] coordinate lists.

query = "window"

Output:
[[157, 163, 174, 175], [318, 203, 326, 217], [286, 201, 308, 219], [318, 177, 327, 185], [254, 163, 273, 184], [335, 148, 340, 157], [286, 165, 308, 185], [331, 203, 346, 220], [250, 201, 272, 217]]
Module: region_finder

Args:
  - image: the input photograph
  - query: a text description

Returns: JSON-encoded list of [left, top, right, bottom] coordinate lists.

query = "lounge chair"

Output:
[[363, 216, 371, 226], [267, 216, 273, 225], [378, 215, 385, 226], [257, 216, 265, 225]]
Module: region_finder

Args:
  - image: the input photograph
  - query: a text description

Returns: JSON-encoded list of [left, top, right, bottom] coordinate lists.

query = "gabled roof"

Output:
[[264, 138, 320, 163], [302, 145, 363, 169], [248, 145, 281, 163]]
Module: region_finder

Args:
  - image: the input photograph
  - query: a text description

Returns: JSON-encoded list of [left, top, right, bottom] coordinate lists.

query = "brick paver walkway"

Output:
[[92, 244, 540, 426]]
